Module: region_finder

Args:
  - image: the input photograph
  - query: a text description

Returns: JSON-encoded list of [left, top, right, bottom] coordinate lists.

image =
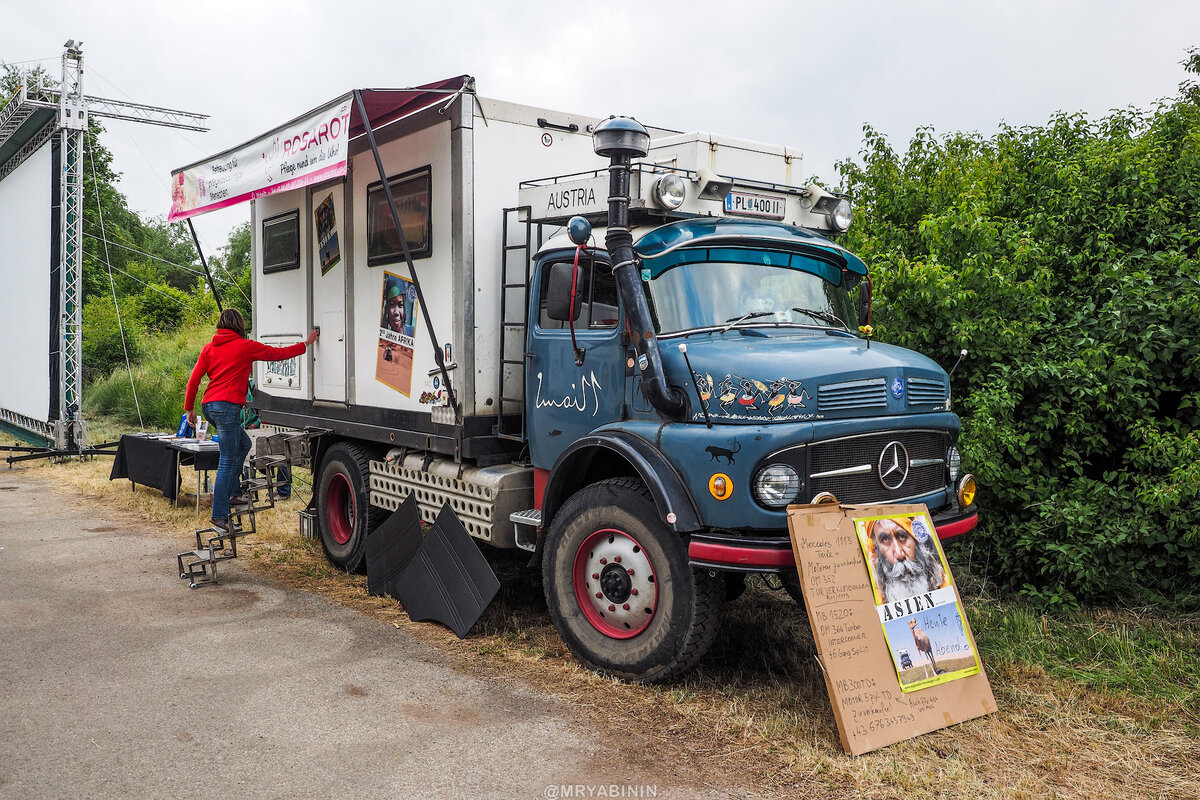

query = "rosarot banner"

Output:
[[168, 94, 353, 221]]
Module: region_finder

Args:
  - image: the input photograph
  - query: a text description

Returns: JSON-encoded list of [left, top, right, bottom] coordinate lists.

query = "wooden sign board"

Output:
[[787, 502, 997, 755]]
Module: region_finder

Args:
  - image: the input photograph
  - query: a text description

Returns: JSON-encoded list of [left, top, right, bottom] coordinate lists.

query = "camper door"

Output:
[[310, 183, 348, 402]]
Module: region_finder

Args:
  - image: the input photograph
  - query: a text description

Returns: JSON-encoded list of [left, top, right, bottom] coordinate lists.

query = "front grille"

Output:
[[808, 430, 947, 504], [906, 377, 947, 405], [817, 378, 887, 412]]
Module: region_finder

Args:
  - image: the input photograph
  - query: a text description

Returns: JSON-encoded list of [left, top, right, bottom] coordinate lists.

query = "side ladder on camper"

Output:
[[175, 452, 288, 589], [495, 206, 540, 442]]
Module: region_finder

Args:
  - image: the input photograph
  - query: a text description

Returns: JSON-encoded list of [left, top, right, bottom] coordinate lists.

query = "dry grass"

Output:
[[7, 448, 1199, 800]]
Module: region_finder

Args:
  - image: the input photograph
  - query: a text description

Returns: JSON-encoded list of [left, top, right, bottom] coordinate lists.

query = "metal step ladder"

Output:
[[176, 453, 287, 589], [495, 206, 542, 442]]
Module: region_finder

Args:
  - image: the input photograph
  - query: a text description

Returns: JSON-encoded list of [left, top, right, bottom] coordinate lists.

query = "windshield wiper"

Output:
[[721, 311, 776, 332], [790, 307, 848, 329]]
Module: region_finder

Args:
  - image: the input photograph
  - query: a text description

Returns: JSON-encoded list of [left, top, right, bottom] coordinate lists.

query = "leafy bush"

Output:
[[135, 283, 191, 332], [82, 294, 146, 382], [839, 96, 1200, 606]]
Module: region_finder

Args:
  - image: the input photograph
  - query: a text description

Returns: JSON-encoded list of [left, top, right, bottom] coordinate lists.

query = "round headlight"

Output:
[[947, 446, 961, 484], [652, 174, 687, 210], [957, 474, 977, 508], [830, 198, 853, 232], [753, 464, 801, 509]]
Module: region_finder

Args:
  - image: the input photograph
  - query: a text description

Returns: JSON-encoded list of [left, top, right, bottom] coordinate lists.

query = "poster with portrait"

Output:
[[854, 511, 981, 693], [315, 193, 341, 275], [376, 271, 418, 396]]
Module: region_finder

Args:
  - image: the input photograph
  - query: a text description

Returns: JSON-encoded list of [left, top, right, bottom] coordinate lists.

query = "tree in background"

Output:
[[839, 52, 1200, 607]]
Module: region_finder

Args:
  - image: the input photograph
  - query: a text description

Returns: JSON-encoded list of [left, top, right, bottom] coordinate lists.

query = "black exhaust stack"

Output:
[[593, 116, 686, 419]]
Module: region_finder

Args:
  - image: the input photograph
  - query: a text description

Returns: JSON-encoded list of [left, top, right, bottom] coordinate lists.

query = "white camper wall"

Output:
[[253, 190, 311, 399], [349, 120, 455, 413], [469, 99, 611, 415]]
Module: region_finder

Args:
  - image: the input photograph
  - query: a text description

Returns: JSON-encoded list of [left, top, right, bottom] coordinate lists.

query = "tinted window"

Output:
[[262, 211, 300, 273], [538, 255, 619, 330], [367, 167, 431, 265]]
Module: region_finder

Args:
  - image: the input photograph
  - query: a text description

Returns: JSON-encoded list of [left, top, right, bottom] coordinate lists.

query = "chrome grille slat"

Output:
[[817, 378, 888, 412], [808, 430, 947, 504], [906, 377, 947, 405]]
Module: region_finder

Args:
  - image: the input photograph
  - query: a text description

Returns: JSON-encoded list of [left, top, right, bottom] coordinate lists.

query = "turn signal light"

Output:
[[709, 473, 733, 501]]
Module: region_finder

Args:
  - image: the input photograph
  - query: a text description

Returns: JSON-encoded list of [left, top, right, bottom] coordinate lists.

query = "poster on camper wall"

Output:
[[854, 511, 981, 693], [376, 270, 418, 396], [315, 193, 341, 274], [167, 94, 353, 222]]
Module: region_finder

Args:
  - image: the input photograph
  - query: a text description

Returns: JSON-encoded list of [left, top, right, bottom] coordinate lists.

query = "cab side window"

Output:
[[537, 256, 619, 330]]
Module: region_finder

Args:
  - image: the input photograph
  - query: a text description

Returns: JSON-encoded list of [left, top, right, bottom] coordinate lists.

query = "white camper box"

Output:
[[251, 97, 671, 423], [249, 101, 813, 428]]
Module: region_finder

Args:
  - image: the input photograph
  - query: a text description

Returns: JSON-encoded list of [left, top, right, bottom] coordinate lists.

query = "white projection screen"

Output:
[[0, 142, 54, 424]]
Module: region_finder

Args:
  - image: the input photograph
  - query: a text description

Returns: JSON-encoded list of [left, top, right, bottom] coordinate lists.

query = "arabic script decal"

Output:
[[535, 370, 603, 417]]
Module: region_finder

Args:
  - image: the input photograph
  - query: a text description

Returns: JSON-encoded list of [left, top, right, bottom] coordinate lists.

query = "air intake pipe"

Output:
[[593, 116, 686, 419]]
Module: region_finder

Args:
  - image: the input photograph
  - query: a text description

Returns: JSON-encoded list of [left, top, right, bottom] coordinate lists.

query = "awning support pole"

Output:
[[187, 219, 223, 313], [353, 89, 461, 426]]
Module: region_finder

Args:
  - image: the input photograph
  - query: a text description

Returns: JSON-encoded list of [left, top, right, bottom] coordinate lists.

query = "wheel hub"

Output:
[[599, 564, 632, 603], [573, 528, 658, 639]]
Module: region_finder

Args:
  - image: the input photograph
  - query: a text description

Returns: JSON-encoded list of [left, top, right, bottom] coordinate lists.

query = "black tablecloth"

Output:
[[109, 435, 220, 502]]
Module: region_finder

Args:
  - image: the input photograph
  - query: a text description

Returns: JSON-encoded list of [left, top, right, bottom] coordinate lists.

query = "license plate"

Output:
[[725, 191, 786, 220]]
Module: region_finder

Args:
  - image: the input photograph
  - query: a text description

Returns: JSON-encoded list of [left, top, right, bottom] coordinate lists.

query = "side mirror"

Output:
[[858, 280, 872, 327], [546, 262, 582, 322]]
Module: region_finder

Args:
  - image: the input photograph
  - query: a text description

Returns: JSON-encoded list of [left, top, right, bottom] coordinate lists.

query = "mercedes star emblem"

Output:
[[878, 441, 910, 490]]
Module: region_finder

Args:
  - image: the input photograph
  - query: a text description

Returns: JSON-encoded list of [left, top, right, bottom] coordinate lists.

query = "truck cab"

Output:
[[516, 131, 977, 681]]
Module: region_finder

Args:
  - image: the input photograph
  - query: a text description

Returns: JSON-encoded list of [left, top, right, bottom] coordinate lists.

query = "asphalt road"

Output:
[[0, 472, 746, 800]]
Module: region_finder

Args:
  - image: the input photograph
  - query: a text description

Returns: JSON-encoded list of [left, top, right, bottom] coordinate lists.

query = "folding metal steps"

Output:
[[176, 453, 286, 589]]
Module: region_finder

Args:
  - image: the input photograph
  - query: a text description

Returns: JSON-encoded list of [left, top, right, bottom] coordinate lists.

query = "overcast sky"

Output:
[[3, 0, 1198, 258]]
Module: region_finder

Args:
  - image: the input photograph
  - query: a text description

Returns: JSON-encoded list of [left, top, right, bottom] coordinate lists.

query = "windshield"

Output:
[[646, 259, 859, 335]]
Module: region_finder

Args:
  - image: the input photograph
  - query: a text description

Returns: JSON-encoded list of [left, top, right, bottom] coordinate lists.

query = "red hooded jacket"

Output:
[[185, 329, 307, 411]]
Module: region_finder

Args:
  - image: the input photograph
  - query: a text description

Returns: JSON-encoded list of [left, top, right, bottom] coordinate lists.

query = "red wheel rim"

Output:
[[572, 528, 658, 639], [326, 472, 355, 545]]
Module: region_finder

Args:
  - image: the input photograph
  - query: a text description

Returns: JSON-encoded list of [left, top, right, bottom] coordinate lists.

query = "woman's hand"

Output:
[[305, 327, 320, 346]]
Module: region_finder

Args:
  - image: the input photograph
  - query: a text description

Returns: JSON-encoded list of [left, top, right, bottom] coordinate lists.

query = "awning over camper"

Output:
[[167, 75, 471, 222]]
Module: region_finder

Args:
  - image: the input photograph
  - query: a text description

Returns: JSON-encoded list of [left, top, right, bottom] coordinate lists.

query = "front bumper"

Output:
[[687, 503, 978, 573]]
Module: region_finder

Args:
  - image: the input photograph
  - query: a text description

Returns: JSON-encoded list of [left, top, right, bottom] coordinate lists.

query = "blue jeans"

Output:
[[202, 401, 251, 522]]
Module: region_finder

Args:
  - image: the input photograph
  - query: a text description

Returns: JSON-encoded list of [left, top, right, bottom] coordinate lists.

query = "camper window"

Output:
[[262, 210, 300, 273], [367, 166, 432, 266], [537, 255, 618, 330]]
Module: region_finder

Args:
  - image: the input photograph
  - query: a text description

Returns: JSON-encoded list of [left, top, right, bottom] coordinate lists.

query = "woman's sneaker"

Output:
[[210, 518, 241, 535]]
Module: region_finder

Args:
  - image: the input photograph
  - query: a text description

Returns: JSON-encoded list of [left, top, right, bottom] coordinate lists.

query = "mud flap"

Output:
[[396, 502, 500, 639], [365, 495, 423, 597]]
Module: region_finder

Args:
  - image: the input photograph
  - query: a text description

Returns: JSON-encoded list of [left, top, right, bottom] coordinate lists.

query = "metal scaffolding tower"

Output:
[[0, 40, 208, 455]]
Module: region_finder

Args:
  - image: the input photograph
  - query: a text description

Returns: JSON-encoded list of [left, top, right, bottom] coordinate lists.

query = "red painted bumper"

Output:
[[935, 512, 978, 540], [688, 511, 979, 570], [688, 539, 795, 569]]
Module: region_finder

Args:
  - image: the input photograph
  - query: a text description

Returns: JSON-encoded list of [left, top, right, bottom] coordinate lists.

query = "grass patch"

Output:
[[84, 323, 213, 430]]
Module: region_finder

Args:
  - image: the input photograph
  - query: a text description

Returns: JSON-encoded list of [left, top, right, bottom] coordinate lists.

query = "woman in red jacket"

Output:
[[185, 309, 319, 533]]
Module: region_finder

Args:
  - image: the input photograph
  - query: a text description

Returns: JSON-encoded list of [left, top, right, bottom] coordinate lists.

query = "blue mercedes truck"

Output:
[[233, 81, 978, 681]]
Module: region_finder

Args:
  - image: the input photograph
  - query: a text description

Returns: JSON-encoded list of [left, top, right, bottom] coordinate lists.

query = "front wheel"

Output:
[[542, 478, 723, 682]]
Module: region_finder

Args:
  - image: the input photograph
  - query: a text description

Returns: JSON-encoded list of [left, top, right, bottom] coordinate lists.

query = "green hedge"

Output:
[[839, 98, 1200, 607]]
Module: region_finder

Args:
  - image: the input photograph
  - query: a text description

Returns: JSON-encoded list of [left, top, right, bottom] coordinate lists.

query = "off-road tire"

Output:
[[316, 442, 382, 573], [542, 477, 723, 683]]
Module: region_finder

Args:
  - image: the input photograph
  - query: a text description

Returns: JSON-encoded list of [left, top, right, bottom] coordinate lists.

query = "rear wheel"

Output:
[[316, 442, 380, 573], [542, 477, 723, 682]]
